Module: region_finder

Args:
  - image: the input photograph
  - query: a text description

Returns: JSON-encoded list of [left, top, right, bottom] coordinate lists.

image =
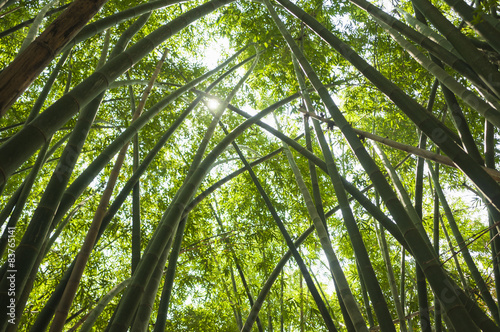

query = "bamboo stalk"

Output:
[[427, 160, 500, 321]]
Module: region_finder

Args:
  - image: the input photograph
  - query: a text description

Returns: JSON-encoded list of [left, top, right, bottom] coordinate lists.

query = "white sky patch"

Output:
[[202, 37, 230, 68]]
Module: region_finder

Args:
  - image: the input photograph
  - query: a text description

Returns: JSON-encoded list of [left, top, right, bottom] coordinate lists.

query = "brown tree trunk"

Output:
[[0, 0, 109, 117]]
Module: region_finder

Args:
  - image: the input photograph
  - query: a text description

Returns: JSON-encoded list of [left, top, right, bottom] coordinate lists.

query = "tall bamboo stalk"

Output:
[[276, 112, 369, 331], [427, 160, 499, 320]]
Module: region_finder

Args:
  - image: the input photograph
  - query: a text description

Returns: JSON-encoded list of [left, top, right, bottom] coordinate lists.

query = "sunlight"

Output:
[[207, 98, 220, 111]]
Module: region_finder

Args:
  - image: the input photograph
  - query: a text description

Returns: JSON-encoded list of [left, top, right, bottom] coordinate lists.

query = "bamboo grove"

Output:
[[1, 0, 500, 330]]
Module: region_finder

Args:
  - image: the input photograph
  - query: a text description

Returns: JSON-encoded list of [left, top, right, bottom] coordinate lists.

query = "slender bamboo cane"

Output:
[[129, 76, 141, 274], [0, 140, 51, 258], [79, 278, 132, 332], [375, 223, 408, 332], [410, 0, 500, 98], [224, 126, 339, 332], [266, 1, 497, 330], [397, 8, 462, 59], [130, 224, 176, 332], [431, 163, 442, 332], [399, 247, 409, 330], [427, 160, 499, 320], [356, 262, 374, 328], [152, 216, 187, 332], [0, 0, 236, 185], [276, 113, 369, 331], [211, 204, 265, 332], [485, 119, 500, 322], [437, 214, 468, 289], [374, 16, 500, 128]]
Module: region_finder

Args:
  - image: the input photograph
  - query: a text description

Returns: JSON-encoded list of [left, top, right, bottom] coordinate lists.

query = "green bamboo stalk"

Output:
[[440, 0, 500, 53], [304, 114, 355, 332], [0, 0, 236, 185], [375, 223, 407, 332], [356, 262, 374, 328], [0, 185, 22, 230], [129, 75, 141, 274], [211, 204, 265, 332], [400, 247, 408, 330], [431, 163, 442, 332], [427, 160, 499, 321], [485, 119, 500, 322], [397, 8, 462, 59], [410, 0, 500, 98], [437, 213, 468, 289], [152, 216, 187, 332], [79, 278, 132, 332], [0, 139, 51, 258], [267, 1, 497, 330], [224, 125, 338, 332], [286, 50, 381, 328], [130, 223, 176, 332], [0, 131, 69, 232], [373, 16, 500, 128], [413, 80, 433, 332]]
